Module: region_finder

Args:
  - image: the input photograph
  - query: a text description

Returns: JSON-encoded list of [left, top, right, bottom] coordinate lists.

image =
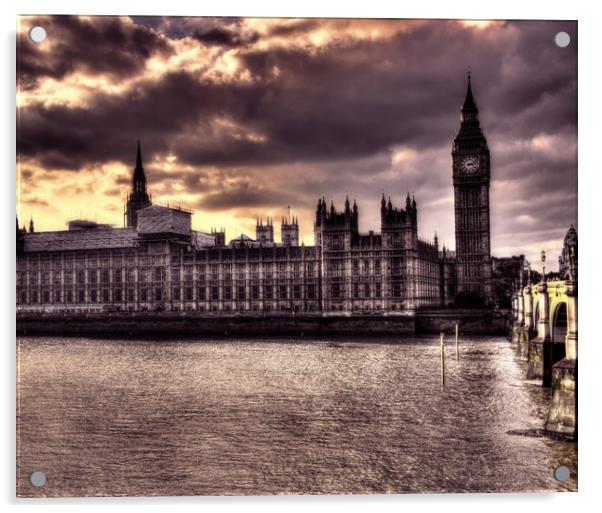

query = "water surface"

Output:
[[16, 336, 577, 496]]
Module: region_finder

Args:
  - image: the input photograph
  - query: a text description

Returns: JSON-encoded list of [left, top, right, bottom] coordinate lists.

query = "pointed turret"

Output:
[[134, 140, 144, 182], [316, 199, 322, 224], [29, 217, 34, 233], [125, 140, 152, 227], [281, 210, 299, 246], [16, 217, 24, 253], [406, 192, 411, 211], [462, 73, 477, 111], [460, 72, 480, 124]]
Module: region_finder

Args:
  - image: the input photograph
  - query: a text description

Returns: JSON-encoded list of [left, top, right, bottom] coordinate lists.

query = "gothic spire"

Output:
[[462, 72, 478, 113], [134, 139, 145, 183], [125, 140, 152, 227]]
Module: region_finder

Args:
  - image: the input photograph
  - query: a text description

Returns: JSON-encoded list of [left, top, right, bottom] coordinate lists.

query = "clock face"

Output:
[[461, 155, 480, 174]]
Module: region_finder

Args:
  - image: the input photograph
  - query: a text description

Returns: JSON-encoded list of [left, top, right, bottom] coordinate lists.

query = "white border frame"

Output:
[[3, 1, 600, 511]]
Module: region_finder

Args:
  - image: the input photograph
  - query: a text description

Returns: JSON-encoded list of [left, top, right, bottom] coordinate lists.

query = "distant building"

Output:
[[558, 225, 578, 280], [492, 255, 526, 308], [17, 75, 516, 315], [68, 220, 113, 231], [16, 141, 456, 314]]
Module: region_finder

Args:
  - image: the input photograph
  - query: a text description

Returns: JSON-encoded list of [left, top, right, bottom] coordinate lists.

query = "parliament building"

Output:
[[16, 77, 494, 314]]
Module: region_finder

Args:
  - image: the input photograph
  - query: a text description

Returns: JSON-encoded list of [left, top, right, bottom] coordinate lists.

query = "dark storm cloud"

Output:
[[19, 19, 577, 173], [18, 15, 171, 90], [20, 195, 50, 208], [192, 27, 260, 47], [20, 169, 34, 180], [130, 16, 251, 41], [200, 183, 299, 211]]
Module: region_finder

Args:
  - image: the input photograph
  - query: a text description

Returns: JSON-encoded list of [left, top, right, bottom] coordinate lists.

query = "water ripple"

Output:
[[16, 336, 577, 496]]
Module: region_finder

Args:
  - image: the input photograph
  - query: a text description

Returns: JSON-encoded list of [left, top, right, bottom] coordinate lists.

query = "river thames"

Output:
[[16, 336, 577, 497]]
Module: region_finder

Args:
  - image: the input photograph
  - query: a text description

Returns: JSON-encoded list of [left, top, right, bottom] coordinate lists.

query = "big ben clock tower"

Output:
[[452, 74, 493, 305]]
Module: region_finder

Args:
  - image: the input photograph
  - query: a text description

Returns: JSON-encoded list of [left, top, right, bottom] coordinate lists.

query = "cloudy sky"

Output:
[[16, 16, 577, 267]]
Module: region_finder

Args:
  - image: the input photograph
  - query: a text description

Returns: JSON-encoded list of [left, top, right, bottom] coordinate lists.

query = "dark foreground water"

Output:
[[16, 336, 577, 497]]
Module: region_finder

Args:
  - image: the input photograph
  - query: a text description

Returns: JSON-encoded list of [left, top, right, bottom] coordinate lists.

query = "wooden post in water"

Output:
[[455, 323, 459, 361], [440, 332, 445, 386]]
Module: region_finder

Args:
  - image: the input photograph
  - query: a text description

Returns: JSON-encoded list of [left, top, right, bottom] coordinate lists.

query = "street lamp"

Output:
[[568, 244, 577, 281], [541, 249, 546, 282]]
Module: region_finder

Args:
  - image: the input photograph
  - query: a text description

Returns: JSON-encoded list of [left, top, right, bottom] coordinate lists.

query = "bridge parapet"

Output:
[[508, 224, 577, 439]]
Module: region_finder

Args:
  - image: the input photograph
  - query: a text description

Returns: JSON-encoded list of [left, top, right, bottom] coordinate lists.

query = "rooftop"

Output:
[[22, 226, 217, 253], [23, 228, 138, 252]]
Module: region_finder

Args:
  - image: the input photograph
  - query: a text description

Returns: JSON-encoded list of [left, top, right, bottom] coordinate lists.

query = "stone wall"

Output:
[[415, 308, 510, 335], [17, 309, 511, 338], [16, 313, 416, 338]]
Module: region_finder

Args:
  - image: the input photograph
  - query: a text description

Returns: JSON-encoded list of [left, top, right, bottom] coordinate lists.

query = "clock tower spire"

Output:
[[452, 73, 493, 305]]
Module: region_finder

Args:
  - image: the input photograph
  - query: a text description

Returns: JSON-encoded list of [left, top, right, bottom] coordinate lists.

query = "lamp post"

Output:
[[568, 244, 577, 281], [541, 250, 546, 283]]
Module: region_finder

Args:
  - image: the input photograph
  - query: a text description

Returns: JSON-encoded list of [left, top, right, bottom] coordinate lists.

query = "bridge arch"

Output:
[[550, 299, 568, 368], [534, 298, 541, 329], [552, 301, 568, 342]]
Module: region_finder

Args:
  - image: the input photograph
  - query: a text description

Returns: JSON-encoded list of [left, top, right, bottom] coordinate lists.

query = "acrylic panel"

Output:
[[16, 16, 578, 497]]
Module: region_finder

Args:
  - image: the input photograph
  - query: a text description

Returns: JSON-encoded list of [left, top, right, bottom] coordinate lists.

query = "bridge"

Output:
[[510, 227, 577, 439]]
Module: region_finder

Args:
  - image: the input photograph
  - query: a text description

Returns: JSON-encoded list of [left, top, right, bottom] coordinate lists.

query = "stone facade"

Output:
[[452, 75, 493, 304], [16, 196, 449, 314], [18, 78, 513, 315]]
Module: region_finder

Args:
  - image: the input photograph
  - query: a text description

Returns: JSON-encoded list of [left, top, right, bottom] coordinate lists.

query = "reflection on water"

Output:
[[16, 336, 577, 497]]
